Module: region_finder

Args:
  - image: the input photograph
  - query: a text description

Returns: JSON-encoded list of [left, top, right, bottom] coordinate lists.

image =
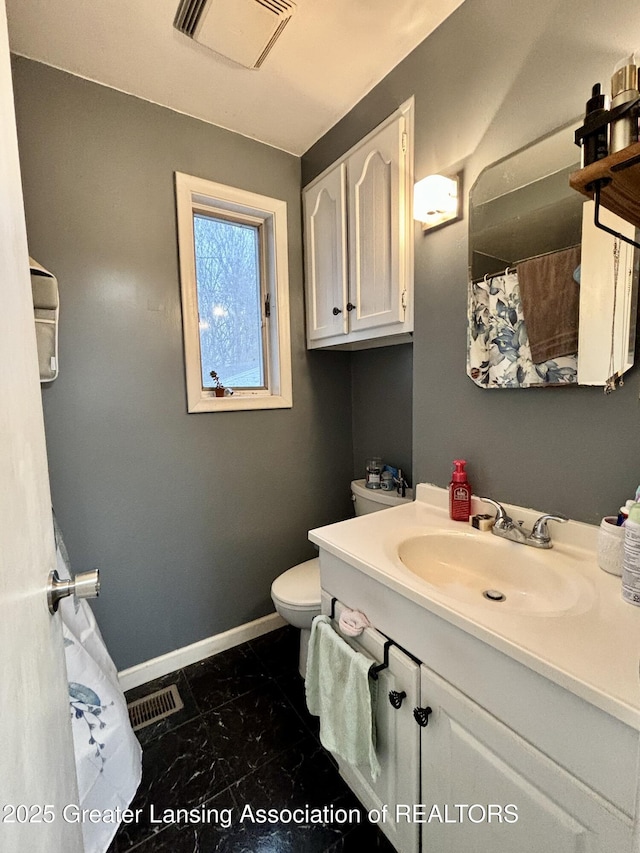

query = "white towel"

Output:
[[338, 608, 371, 637], [305, 615, 380, 781]]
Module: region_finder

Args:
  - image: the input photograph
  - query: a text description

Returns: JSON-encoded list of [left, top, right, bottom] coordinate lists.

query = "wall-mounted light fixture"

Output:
[[413, 172, 462, 233]]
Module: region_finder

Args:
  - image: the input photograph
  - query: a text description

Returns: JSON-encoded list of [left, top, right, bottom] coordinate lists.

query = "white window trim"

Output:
[[175, 172, 292, 412]]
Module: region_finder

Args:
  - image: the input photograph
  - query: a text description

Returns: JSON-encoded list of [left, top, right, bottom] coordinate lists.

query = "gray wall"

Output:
[[12, 58, 353, 670], [351, 346, 412, 483], [304, 0, 640, 524]]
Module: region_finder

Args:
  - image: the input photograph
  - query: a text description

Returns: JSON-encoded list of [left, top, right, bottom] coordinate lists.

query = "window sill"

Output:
[[187, 391, 293, 413]]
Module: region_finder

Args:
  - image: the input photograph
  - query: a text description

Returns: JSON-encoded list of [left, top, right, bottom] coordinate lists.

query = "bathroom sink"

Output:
[[397, 531, 593, 616]]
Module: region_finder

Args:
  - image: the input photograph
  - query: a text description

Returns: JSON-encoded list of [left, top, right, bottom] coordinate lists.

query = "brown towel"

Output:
[[517, 246, 581, 364]]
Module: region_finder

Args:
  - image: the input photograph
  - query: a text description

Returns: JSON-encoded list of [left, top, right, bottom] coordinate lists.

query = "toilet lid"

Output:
[[271, 557, 320, 607]]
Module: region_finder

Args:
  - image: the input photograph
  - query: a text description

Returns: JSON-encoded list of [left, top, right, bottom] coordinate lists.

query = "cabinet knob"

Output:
[[346, 302, 356, 312], [388, 690, 406, 709], [413, 705, 433, 727], [332, 306, 342, 315]]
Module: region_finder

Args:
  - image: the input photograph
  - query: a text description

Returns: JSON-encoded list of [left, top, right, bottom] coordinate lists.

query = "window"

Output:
[[175, 172, 292, 412]]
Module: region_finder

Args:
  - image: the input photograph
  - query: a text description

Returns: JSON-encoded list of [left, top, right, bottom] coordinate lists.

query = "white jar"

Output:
[[597, 517, 625, 576]]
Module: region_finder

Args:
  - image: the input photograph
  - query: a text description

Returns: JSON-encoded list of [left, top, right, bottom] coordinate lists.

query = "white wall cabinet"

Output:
[[303, 99, 414, 350], [320, 555, 636, 853]]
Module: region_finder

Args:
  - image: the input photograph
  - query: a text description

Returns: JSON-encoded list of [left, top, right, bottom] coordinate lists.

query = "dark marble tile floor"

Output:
[[107, 626, 396, 853]]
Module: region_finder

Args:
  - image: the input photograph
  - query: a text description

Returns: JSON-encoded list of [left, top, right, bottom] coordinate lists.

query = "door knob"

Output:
[[47, 568, 100, 614], [332, 306, 342, 315], [346, 302, 356, 311]]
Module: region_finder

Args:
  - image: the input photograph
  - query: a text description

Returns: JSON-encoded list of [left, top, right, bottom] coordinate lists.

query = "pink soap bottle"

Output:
[[449, 459, 471, 521]]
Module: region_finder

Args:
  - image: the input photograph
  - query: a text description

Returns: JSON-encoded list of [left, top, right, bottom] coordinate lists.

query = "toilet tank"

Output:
[[351, 478, 414, 516]]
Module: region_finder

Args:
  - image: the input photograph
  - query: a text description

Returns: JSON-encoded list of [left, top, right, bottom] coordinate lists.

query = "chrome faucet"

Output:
[[479, 497, 568, 549]]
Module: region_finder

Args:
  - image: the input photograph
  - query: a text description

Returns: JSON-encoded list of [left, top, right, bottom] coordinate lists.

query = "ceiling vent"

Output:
[[174, 0, 297, 69]]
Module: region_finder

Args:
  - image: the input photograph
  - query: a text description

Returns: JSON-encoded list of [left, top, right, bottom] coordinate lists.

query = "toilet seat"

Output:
[[271, 482, 413, 678], [271, 557, 320, 608]]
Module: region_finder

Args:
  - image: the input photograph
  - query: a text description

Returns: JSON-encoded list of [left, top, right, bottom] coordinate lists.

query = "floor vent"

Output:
[[127, 684, 184, 732]]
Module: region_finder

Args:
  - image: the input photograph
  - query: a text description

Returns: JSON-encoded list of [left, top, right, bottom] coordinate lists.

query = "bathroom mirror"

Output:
[[468, 120, 638, 388], [469, 121, 583, 282]]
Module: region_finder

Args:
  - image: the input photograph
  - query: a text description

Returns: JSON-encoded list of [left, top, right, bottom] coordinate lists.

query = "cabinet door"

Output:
[[419, 665, 632, 853], [577, 201, 638, 385], [303, 163, 348, 343], [347, 115, 409, 334], [330, 601, 420, 853]]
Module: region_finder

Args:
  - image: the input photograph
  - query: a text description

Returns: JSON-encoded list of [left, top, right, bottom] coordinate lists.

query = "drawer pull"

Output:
[[389, 690, 406, 709], [413, 705, 433, 727], [332, 306, 342, 315]]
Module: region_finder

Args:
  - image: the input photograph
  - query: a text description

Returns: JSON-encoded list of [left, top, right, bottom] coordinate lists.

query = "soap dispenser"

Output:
[[449, 460, 471, 522]]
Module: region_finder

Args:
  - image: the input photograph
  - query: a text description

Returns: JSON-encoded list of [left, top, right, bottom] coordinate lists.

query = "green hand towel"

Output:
[[305, 614, 380, 781]]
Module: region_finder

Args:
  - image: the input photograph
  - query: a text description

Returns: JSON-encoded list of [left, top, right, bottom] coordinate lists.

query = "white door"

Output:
[[347, 115, 407, 333], [420, 665, 632, 853], [0, 3, 83, 851], [337, 627, 421, 853], [577, 201, 638, 385], [303, 162, 348, 344]]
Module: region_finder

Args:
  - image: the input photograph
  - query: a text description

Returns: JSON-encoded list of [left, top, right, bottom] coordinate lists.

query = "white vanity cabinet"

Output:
[[319, 549, 637, 853], [303, 98, 414, 350]]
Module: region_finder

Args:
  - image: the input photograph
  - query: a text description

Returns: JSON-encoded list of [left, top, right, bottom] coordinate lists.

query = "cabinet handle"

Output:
[[332, 306, 342, 315], [346, 302, 356, 312], [413, 706, 433, 727], [388, 690, 406, 709]]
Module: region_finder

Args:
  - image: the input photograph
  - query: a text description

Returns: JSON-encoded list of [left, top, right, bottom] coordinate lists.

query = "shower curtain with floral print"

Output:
[[467, 270, 578, 388], [55, 518, 142, 853]]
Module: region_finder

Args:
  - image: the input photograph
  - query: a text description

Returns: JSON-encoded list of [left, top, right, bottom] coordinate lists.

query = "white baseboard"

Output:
[[118, 611, 287, 692]]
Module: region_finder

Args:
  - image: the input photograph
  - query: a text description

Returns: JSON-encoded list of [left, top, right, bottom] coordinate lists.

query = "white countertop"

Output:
[[309, 484, 640, 730]]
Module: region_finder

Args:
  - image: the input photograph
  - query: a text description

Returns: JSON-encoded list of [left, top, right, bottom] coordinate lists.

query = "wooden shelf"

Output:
[[569, 142, 640, 228]]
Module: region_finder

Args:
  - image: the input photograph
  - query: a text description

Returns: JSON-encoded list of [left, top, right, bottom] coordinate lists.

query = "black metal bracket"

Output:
[[329, 597, 338, 620], [590, 179, 640, 252], [369, 639, 392, 680], [574, 97, 640, 148]]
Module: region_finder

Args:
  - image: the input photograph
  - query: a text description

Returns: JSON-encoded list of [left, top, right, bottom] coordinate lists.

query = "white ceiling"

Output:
[[6, 0, 465, 155]]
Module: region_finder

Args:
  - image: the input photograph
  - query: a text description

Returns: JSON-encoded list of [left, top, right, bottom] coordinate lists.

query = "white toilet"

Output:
[[271, 478, 413, 675]]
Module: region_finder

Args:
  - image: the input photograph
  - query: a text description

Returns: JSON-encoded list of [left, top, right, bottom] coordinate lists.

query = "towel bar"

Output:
[[328, 597, 391, 679]]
